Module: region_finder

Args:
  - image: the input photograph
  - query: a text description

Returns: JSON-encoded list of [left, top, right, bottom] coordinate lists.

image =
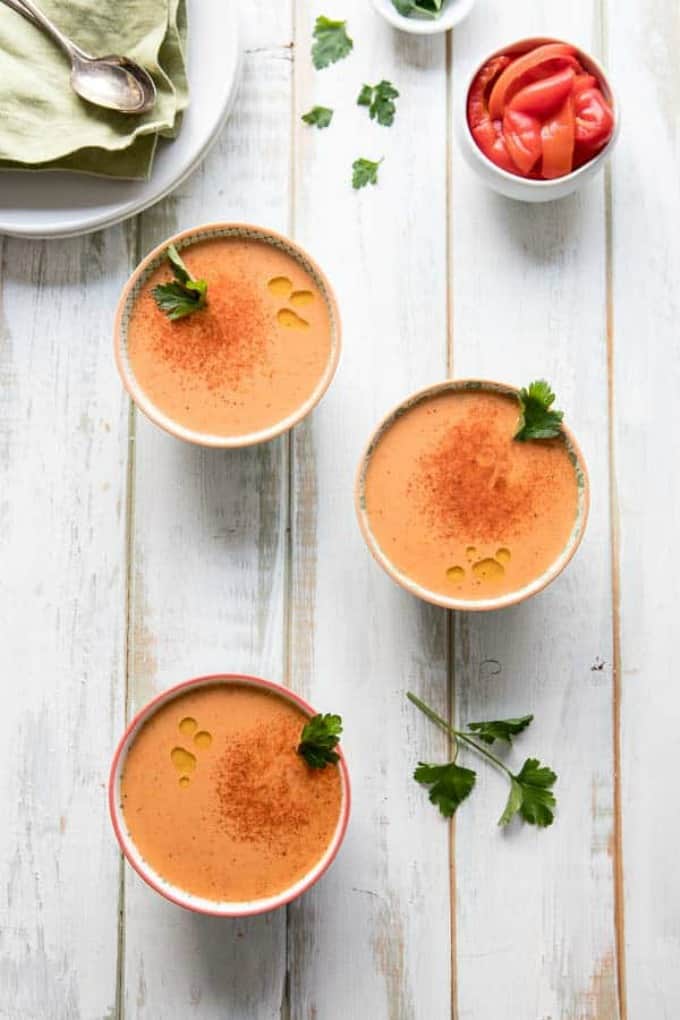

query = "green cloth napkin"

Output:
[[0, 0, 188, 179]]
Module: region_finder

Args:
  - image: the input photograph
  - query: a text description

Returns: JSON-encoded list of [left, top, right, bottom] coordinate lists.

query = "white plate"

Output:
[[0, 0, 241, 239]]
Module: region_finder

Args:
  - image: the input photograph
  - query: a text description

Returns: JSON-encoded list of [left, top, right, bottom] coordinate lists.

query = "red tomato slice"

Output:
[[471, 120, 518, 174], [508, 67, 575, 118], [467, 55, 517, 174], [467, 55, 511, 128], [541, 94, 576, 179], [488, 43, 578, 120], [503, 109, 542, 174], [572, 73, 597, 96], [574, 87, 614, 148]]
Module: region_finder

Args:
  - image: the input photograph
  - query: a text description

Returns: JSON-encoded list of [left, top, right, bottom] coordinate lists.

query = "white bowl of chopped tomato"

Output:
[[458, 38, 619, 201]]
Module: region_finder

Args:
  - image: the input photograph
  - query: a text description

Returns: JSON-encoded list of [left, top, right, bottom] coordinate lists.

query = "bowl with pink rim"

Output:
[[355, 378, 590, 612], [109, 672, 351, 917]]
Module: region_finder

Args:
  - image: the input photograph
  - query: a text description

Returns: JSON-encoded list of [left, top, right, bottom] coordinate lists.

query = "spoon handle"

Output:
[[1, 0, 89, 60], [0, 0, 37, 25]]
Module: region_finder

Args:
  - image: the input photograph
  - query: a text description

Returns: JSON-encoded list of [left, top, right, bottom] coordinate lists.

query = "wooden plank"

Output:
[[608, 0, 680, 1015], [450, 4, 619, 1017], [288, 5, 451, 1017], [0, 229, 130, 1019], [120, 11, 294, 1017]]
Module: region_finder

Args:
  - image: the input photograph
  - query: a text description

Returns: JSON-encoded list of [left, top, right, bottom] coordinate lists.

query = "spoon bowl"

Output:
[[70, 53, 156, 114], [1, 0, 156, 114]]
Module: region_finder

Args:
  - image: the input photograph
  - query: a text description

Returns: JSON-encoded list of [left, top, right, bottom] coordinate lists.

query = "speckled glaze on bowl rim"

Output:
[[108, 672, 351, 918], [355, 379, 590, 612], [114, 223, 342, 448]]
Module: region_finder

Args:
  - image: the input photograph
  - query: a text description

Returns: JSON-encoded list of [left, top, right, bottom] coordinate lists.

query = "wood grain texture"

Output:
[[0, 229, 130, 1019], [287, 4, 451, 1017], [608, 0, 680, 1015], [119, 5, 294, 1016], [3, 0, 680, 1016], [450, 3, 618, 1017]]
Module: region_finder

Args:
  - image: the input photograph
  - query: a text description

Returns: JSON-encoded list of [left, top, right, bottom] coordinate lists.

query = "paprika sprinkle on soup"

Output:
[[124, 233, 335, 439], [119, 682, 343, 904], [361, 385, 582, 603]]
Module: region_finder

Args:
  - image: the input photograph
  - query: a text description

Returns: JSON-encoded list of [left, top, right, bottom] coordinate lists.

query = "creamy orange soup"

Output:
[[362, 389, 580, 601], [127, 237, 333, 436], [120, 683, 342, 903]]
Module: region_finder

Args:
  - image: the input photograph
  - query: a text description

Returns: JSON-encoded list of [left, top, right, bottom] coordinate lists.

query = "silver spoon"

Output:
[[0, 0, 156, 114]]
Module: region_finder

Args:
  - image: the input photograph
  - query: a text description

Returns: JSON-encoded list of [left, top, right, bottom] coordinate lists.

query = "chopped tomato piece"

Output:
[[488, 43, 578, 120], [471, 120, 518, 174], [503, 109, 542, 174], [574, 86, 614, 148], [541, 94, 576, 179], [467, 54, 517, 174], [509, 67, 575, 118], [572, 73, 597, 96]]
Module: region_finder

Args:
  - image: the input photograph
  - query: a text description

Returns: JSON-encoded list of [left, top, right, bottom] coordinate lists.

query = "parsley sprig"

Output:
[[357, 80, 399, 126], [302, 105, 334, 129], [352, 157, 383, 189], [515, 380, 564, 441], [312, 16, 353, 69], [297, 713, 343, 768], [407, 692, 557, 828], [152, 245, 208, 321], [392, 0, 444, 17]]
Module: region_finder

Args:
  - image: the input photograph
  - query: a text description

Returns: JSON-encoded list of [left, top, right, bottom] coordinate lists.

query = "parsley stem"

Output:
[[406, 692, 513, 778], [455, 732, 513, 779], [406, 692, 459, 758]]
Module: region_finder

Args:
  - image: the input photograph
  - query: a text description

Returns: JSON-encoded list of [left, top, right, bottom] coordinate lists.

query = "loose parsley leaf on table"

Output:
[[514, 379, 564, 441], [152, 244, 208, 321], [297, 713, 343, 768], [301, 105, 334, 129], [468, 715, 533, 745], [352, 157, 383, 189], [357, 80, 399, 126], [499, 758, 557, 828], [414, 761, 476, 817], [392, 0, 444, 18], [311, 16, 353, 70], [407, 692, 558, 829]]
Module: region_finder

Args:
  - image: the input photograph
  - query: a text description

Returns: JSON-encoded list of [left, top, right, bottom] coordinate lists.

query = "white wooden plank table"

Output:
[[0, 0, 677, 1017]]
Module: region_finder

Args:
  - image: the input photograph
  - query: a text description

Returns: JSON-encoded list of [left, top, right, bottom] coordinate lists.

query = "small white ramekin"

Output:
[[457, 37, 620, 202], [371, 0, 476, 35], [109, 673, 351, 917]]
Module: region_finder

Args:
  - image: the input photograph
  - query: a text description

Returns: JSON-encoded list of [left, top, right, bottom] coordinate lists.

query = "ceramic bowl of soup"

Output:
[[109, 673, 351, 917], [355, 379, 589, 611], [114, 224, 341, 447]]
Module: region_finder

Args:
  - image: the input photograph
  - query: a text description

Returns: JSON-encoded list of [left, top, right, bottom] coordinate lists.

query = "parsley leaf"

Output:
[[152, 244, 208, 321], [499, 758, 557, 828], [301, 105, 334, 129], [312, 16, 353, 69], [297, 713, 343, 768], [414, 761, 476, 817], [467, 715, 533, 745], [407, 692, 558, 832], [392, 0, 444, 18], [515, 379, 564, 441], [352, 157, 383, 189], [357, 80, 399, 126]]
